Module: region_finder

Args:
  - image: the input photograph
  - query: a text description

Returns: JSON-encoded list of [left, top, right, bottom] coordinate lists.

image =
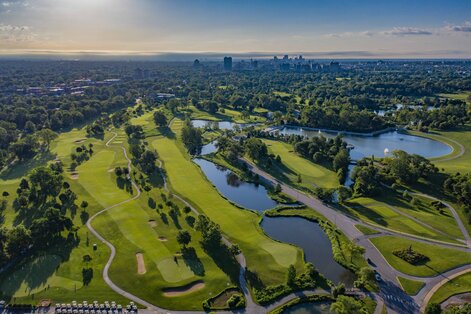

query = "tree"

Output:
[[245, 138, 269, 162], [6, 225, 32, 258], [330, 295, 369, 314], [425, 303, 442, 314], [36, 129, 58, 148], [176, 230, 192, 247], [287, 264, 297, 287], [153, 111, 167, 127], [181, 120, 203, 154]]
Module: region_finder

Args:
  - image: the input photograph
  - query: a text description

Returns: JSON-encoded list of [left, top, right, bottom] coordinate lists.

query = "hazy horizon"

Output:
[[1, 0, 471, 59]]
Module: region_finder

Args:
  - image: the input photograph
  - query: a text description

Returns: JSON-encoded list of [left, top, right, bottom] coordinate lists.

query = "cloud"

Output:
[[0, 23, 35, 43], [382, 27, 433, 36], [324, 31, 374, 38], [446, 21, 471, 32], [0, 1, 28, 13]]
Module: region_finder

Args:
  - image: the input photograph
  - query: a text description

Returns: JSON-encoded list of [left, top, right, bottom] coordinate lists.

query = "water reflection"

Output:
[[278, 127, 451, 160], [193, 158, 278, 212], [261, 216, 356, 287]]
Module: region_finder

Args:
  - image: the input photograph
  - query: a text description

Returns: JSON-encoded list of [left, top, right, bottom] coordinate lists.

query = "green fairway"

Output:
[[0, 127, 131, 305], [430, 272, 471, 304], [262, 139, 339, 190], [151, 119, 304, 287], [409, 125, 471, 174], [438, 92, 471, 105], [342, 197, 456, 243], [370, 236, 471, 277], [397, 277, 424, 295]]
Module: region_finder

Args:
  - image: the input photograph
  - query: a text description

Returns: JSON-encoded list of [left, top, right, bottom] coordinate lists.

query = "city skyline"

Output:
[[1, 0, 471, 59]]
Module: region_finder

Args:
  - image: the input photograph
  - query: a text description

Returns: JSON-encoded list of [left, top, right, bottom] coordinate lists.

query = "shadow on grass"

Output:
[[340, 201, 387, 227], [181, 247, 205, 276], [203, 243, 240, 284], [0, 151, 56, 181]]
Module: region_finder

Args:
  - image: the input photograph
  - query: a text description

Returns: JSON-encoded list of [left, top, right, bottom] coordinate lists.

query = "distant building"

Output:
[[224, 56, 233, 71], [193, 59, 202, 69], [283, 55, 289, 61]]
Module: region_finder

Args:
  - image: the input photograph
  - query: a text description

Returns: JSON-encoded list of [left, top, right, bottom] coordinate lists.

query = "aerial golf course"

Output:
[[1, 103, 471, 312]]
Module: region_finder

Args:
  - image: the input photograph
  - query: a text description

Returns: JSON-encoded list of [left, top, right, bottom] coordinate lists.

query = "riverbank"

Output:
[[266, 125, 399, 137]]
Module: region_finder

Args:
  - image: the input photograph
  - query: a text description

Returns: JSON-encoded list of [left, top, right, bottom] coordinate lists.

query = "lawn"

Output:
[[397, 277, 424, 295], [262, 139, 339, 190], [438, 92, 471, 105], [181, 105, 265, 123], [0, 128, 130, 305], [151, 119, 305, 287], [355, 225, 379, 235], [430, 272, 471, 304], [409, 125, 471, 174], [342, 197, 452, 243], [370, 236, 471, 277]]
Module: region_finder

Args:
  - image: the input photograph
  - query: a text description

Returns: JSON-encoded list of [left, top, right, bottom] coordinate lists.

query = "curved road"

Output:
[[242, 158, 471, 313]]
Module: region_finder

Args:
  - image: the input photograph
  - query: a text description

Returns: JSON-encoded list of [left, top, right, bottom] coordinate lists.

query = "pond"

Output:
[[191, 119, 255, 130], [261, 216, 356, 287], [282, 302, 331, 314], [277, 127, 452, 160], [200, 140, 218, 155], [193, 158, 279, 212]]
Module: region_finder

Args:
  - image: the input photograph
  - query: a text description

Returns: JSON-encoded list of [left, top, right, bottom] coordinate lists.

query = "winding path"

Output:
[[242, 158, 471, 313], [85, 131, 169, 311]]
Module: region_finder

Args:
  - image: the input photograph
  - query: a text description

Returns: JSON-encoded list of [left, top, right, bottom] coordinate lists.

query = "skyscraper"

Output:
[[224, 56, 233, 71]]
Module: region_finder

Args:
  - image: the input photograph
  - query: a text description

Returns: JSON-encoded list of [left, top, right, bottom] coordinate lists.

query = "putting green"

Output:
[[157, 258, 195, 283]]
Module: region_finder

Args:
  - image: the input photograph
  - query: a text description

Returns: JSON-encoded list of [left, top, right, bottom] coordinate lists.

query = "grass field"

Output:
[[341, 196, 460, 243], [430, 272, 471, 304], [370, 236, 471, 277], [262, 139, 339, 190], [151, 119, 305, 288], [0, 128, 130, 305], [181, 105, 265, 123], [397, 277, 424, 295], [355, 225, 379, 235], [438, 92, 471, 105]]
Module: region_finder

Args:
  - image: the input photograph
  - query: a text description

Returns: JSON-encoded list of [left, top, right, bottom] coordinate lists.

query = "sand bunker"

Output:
[[136, 253, 146, 275], [74, 139, 86, 143], [148, 220, 157, 227], [70, 173, 79, 180], [158, 236, 168, 242], [107, 169, 115, 173], [162, 281, 205, 297]]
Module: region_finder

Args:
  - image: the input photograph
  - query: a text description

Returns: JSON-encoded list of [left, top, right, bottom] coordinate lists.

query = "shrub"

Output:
[[393, 246, 429, 265]]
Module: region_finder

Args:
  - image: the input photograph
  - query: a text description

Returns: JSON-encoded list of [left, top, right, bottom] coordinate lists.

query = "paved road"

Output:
[[242, 158, 471, 313]]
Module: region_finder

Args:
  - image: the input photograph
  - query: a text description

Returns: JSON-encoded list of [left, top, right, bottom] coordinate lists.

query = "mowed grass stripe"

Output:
[[262, 139, 339, 189], [152, 119, 303, 284]]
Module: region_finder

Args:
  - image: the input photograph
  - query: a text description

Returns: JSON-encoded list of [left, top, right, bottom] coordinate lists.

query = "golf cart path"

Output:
[[242, 158, 471, 313], [86, 131, 213, 313]]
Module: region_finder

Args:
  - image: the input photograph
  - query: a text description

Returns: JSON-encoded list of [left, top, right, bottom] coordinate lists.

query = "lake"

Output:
[[282, 302, 331, 314], [277, 127, 452, 160], [193, 158, 279, 212], [261, 216, 356, 287], [192, 119, 255, 130]]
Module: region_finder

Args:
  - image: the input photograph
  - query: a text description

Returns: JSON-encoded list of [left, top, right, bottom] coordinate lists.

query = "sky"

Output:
[[0, 0, 470, 59]]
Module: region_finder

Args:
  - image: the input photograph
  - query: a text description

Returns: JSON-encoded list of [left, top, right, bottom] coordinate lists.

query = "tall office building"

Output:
[[224, 57, 233, 71]]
